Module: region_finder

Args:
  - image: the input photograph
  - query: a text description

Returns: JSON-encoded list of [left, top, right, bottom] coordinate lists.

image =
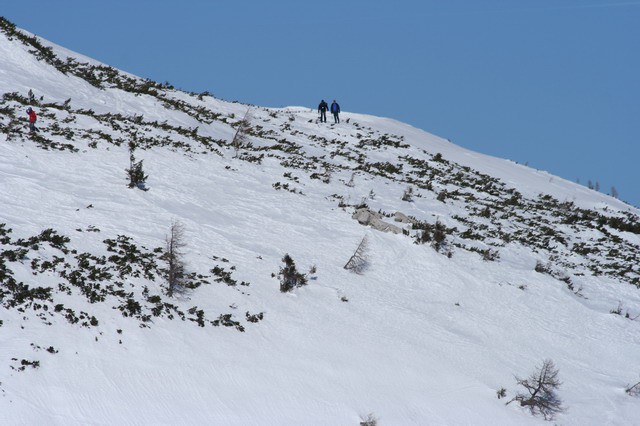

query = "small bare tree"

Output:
[[508, 359, 564, 420], [162, 220, 187, 297], [344, 236, 369, 274], [321, 163, 332, 184], [232, 108, 252, 157], [402, 186, 414, 202], [346, 172, 356, 187], [611, 186, 619, 199], [626, 380, 640, 397]]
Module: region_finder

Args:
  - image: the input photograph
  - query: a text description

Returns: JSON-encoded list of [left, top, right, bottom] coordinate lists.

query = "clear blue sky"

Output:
[[4, 0, 639, 207]]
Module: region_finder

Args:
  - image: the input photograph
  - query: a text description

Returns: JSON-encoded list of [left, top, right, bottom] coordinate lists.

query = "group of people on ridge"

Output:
[[318, 99, 340, 124]]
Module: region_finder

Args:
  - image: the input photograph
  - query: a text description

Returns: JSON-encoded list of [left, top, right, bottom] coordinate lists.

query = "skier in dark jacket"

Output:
[[26, 107, 37, 133], [330, 100, 340, 123], [318, 100, 328, 123]]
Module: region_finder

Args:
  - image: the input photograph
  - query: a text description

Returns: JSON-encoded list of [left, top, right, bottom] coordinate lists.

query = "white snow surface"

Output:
[[1, 26, 640, 425]]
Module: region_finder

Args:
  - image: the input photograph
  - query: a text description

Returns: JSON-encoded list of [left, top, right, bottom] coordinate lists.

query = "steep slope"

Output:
[[1, 18, 640, 425]]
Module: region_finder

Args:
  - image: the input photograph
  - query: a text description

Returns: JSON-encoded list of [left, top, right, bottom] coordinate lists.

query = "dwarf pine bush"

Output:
[[278, 254, 307, 292]]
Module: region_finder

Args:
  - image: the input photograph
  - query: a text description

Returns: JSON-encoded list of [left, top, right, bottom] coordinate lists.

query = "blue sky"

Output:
[[4, 0, 639, 207]]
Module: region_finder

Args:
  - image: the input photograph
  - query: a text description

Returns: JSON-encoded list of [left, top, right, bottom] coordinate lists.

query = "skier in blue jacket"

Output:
[[330, 100, 340, 123]]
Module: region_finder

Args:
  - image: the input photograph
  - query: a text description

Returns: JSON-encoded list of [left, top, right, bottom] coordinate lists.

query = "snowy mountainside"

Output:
[[1, 17, 640, 425]]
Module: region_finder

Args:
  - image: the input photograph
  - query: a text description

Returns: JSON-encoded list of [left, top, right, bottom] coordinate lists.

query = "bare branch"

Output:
[[509, 359, 564, 420], [626, 381, 640, 397], [232, 108, 252, 157], [344, 236, 370, 274]]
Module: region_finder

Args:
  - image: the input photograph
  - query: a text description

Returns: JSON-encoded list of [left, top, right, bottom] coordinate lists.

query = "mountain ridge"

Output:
[[1, 18, 640, 425]]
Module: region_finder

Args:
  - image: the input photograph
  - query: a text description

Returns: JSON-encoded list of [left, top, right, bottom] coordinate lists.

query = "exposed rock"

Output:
[[352, 208, 403, 234], [393, 212, 414, 224]]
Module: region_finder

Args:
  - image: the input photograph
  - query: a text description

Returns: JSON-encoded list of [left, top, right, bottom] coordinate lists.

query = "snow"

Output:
[[1, 23, 640, 425]]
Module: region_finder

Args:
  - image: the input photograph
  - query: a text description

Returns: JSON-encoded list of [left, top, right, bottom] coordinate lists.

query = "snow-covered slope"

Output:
[[1, 18, 640, 425]]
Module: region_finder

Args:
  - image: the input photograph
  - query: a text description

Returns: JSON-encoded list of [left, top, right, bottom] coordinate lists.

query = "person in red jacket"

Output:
[[26, 107, 37, 133]]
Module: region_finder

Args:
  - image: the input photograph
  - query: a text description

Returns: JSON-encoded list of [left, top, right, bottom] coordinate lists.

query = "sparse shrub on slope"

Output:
[[535, 260, 552, 274], [478, 248, 500, 261], [126, 142, 149, 190], [0, 223, 255, 329], [1, 222, 264, 377], [278, 254, 308, 293], [413, 219, 451, 255], [359, 413, 378, 426]]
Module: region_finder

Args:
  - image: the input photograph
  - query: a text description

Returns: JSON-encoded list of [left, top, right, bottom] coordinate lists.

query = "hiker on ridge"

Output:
[[318, 99, 328, 123], [331, 100, 340, 123]]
